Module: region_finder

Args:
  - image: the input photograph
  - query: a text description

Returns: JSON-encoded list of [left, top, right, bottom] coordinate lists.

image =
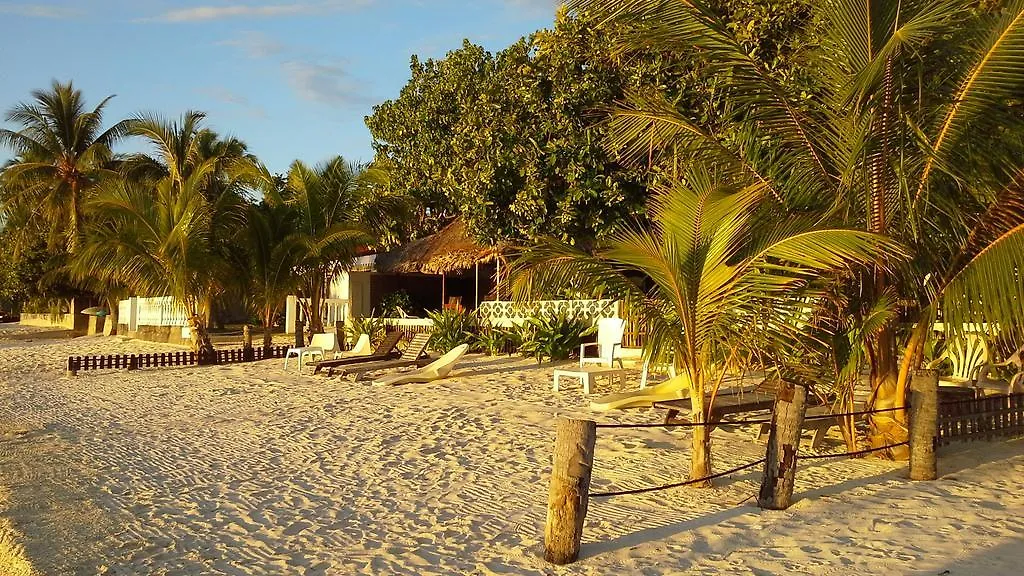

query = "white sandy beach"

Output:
[[0, 323, 1022, 575]]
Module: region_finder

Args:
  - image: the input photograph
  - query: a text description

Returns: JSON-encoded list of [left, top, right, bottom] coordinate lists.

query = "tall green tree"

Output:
[[0, 80, 128, 252], [514, 167, 900, 482], [572, 0, 1024, 450]]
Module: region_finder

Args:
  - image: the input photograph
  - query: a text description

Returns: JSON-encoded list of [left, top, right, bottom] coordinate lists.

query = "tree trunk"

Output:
[[758, 380, 808, 510], [868, 326, 909, 459], [105, 295, 119, 336], [544, 418, 596, 565], [689, 382, 712, 485], [263, 308, 274, 353], [188, 314, 215, 360]]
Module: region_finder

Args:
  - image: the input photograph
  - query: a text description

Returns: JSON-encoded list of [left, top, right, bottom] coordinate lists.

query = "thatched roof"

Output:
[[373, 218, 503, 275]]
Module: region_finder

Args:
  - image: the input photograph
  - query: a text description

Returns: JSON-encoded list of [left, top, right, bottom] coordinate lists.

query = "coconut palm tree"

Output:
[[513, 166, 900, 483], [570, 0, 1024, 451], [272, 157, 410, 334], [0, 81, 128, 252], [240, 200, 303, 351]]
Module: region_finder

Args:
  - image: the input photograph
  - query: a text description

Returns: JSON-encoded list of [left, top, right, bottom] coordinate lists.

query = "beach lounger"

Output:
[[372, 344, 470, 386], [313, 331, 403, 375], [336, 333, 433, 381], [590, 373, 692, 411]]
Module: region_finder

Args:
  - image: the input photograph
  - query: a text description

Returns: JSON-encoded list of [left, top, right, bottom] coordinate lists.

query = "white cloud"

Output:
[[282, 60, 368, 107], [0, 3, 81, 18], [218, 31, 285, 58], [153, 0, 373, 23]]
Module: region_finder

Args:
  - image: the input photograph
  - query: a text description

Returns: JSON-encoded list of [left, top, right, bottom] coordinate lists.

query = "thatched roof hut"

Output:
[[374, 218, 504, 275]]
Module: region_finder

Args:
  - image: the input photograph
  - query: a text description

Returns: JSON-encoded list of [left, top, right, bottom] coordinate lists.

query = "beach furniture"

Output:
[[927, 332, 989, 389], [284, 332, 338, 371], [344, 333, 372, 357], [590, 373, 690, 410], [553, 365, 628, 395], [639, 355, 676, 389], [335, 333, 433, 381], [313, 330, 403, 375], [579, 318, 625, 369], [372, 343, 470, 386], [975, 342, 1024, 395]]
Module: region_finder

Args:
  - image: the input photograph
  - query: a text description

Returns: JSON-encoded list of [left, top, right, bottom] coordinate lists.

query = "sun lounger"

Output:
[[313, 331, 403, 375], [335, 333, 432, 381], [372, 344, 470, 386], [590, 373, 693, 411]]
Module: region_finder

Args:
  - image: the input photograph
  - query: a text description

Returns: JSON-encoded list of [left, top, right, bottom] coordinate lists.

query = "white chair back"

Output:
[[944, 333, 988, 381], [596, 318, 626, 356], [348, 333, 372, 356], [423, 344, 470, 377], [309, 332, 337, 353]]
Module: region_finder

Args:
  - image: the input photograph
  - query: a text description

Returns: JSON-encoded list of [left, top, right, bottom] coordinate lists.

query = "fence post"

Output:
[[294, 320, 305, 348], [544, 418, 596, 565], [65, 357, 77, 377], [758, 379, 807, 510], [335, 320, 346, 350], [909, 369, 939, 480], [242, 324, 255, 361]]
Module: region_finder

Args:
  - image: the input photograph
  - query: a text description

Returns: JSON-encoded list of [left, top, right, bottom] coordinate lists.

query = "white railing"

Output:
[[285, 296, 350, 333], [477, 299, 619, 327], [119, 296, 189, 330]]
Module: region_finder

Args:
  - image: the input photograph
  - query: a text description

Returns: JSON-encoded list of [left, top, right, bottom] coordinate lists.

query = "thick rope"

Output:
[[590, 458, 766, 498]]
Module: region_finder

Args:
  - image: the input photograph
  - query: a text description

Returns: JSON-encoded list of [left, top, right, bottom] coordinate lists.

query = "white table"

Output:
[[553, 366, 628, 395]]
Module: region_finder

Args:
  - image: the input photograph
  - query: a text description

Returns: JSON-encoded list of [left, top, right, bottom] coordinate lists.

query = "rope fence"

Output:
[[590, 458, 766, 498]]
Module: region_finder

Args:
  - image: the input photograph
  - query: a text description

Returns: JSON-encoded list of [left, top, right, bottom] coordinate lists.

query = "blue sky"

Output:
[[0, 1, 557, 173]]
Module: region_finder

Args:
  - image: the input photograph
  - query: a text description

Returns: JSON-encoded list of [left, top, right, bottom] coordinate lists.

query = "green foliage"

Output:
[[379, 289, 412, 317], [475, 322, 521, 356], [346, 315, 387, 346], [517, 311, 595, 363], [426, 307, 478, 352]]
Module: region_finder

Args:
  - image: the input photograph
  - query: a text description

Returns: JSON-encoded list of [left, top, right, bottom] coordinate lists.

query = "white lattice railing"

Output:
[[477, 299, 619, 327], [129, 296, 189, 328]]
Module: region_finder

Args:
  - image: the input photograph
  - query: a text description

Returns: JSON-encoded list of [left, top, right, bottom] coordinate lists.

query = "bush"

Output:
[[518, 311, 595, 363], [380, 290, 413, 317], [426, 307, 478, 351], [476, 322, 520, 356], [346, 315, 387, 346]]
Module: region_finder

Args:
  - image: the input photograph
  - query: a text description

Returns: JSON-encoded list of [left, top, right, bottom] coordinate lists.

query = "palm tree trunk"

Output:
[[867, 326, 909, 457], [188, 314, 216, 360], [263, 307, 274, 353], [105, 295, 119, 336], [689, 379, 713, 485]]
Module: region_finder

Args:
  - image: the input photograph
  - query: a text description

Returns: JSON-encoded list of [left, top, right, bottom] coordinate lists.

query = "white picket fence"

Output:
[[119, 296, 189, 331], [285, 297, 350, 333]]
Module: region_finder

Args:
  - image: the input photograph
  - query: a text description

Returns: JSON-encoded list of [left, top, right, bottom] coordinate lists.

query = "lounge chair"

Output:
[[927, 332, 989, 389], [313, 331, 402, 375], [590, 373, 692, 411], [372, 344, 470, 386], [580, 318, 626, 369], [976, 342, 1024, 394], [284, 332, 338, 370], [343, 333, 372, 357], [336, 333, 433, 381]]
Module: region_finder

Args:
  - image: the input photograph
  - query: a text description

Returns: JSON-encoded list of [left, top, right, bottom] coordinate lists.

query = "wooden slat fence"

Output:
[[937, 392, 1024, 446], [67, 345, 290, 374]]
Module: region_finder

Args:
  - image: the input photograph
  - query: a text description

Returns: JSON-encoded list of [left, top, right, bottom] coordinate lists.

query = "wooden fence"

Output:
[[66, 345, 290, 374], [937, 392, 1024, 446]]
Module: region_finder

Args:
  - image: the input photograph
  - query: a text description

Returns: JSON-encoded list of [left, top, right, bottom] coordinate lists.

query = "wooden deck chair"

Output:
[[337, 333, 433, 381], [372, 344, 470, 386], [313, 330, 402, 375]]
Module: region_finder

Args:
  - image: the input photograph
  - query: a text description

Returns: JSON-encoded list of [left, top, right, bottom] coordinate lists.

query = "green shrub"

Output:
[[518, 311, 595, 363], [476, 322, 520, 356], [380, 290, 412, 317], [426, 307, 478, 351], [346, 315, 387, 346]]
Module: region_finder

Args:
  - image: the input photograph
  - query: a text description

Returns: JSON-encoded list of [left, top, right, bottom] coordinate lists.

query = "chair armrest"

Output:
[[580, 342, 599, 355]]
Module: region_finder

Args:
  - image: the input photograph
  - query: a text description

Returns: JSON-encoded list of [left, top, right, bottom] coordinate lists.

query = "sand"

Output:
[[0, 322, 1022, 575]]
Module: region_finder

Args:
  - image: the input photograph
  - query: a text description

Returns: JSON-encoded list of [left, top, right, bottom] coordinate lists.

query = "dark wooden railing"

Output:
[[937, 392, 1024, 446], [66, 345, 289, 375]]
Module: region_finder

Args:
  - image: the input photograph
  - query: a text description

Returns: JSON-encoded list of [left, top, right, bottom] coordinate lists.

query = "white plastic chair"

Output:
[[927, 332, 989, 388], [580, 318, 626, 369], [284, 332, 338, 370], [341, 333, 372, 358]]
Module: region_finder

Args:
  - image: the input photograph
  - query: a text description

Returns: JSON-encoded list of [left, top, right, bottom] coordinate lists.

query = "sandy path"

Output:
[[0, 334, 1022, 574]]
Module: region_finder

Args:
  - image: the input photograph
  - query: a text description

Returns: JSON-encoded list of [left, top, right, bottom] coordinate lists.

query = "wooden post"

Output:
[[909, 369, 939, 481], [65, 357, 77, 377], [335, 320, 346, 350], [295, 320, 304, 348], [544, 418, 597, 565], [758, 379, 807, 510], [242, 324, 254, 361]]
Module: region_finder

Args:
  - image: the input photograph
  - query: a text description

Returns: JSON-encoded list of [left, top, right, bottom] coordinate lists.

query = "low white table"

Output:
[[553, 366, 628, 395], [284, 346, 324, 371]]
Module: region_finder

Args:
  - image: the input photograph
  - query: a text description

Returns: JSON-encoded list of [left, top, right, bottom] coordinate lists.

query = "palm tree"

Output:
[[71, 111, 255, 354], [570, 0, 1024, 451], [0, 80, 128, 252], [513, 166, 900, 483], [271, 157, 410, 334], [240, 200, 303, 351]]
